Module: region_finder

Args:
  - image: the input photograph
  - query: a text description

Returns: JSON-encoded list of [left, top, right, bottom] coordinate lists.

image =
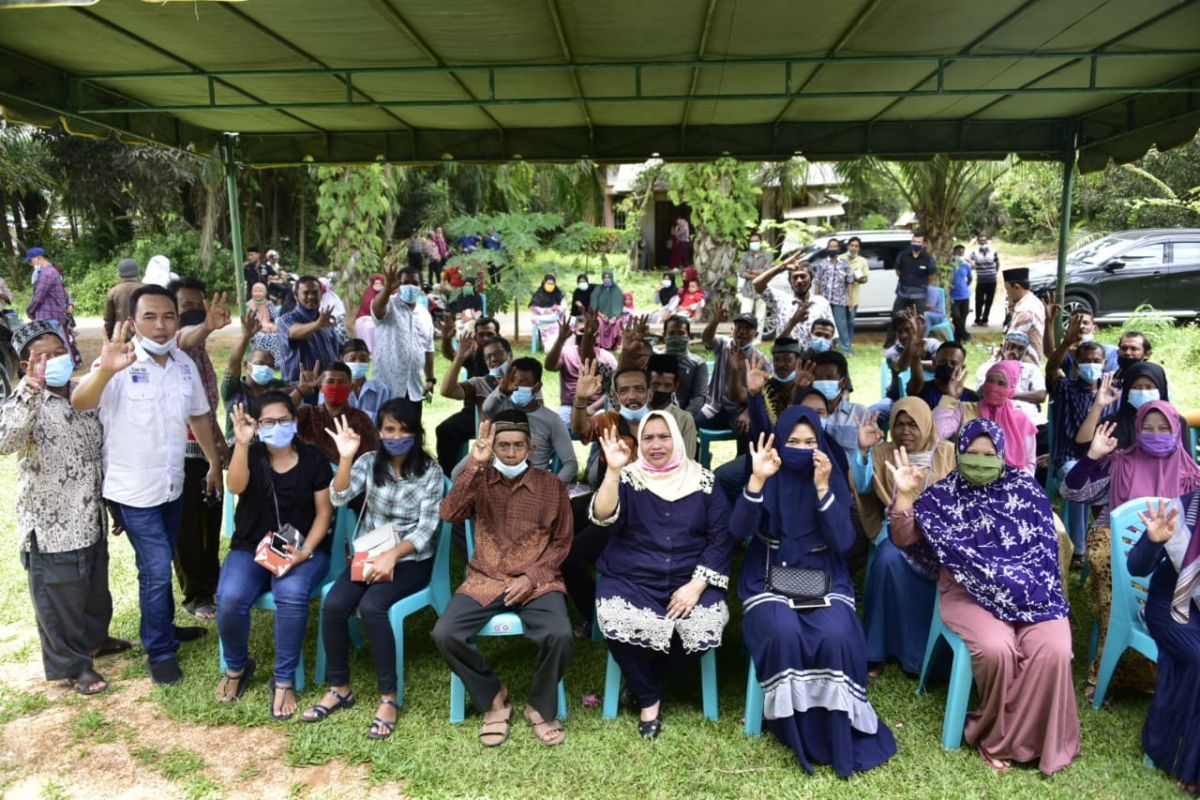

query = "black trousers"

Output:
[[431, 591, 574, 720], [951, 298, 971, 341], [608, 637, 698, 709], [174, 457, 222, 606], [974, 280, 997, 325], [561, 524, 612, 623], [435, 407, 475, 476], [22, 536, 113, 681], [321, 558, 433, 695]]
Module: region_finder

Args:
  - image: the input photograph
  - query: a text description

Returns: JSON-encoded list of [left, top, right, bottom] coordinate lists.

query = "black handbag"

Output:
[[763, 537, 831, 609]]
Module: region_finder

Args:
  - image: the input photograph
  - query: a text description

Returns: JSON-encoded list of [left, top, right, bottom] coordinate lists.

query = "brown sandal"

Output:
[[479, 702, 512, 747], [523, 706, 566, 747]]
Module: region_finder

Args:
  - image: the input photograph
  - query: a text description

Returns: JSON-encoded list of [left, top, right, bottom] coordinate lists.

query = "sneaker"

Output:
[[148, 656, 183, 686]]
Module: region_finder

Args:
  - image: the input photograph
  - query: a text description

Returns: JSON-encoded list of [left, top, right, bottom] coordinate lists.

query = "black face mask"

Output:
[[1117, 355, 1140, 373], [934, 363, 956, 384], [574, 335, 583, 347], [179, 308, 206, 327], [651, 391, 674, 409]]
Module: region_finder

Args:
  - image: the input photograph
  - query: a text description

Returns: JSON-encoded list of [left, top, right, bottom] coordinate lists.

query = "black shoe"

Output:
[[174, 625, 207, 643], [638, 716, 663, 740], [148, 656, 182, 686], [620, 687, 636, 708]]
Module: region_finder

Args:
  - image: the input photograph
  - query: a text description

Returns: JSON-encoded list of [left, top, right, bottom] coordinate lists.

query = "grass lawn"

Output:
[[0, 303, 1197, 798]]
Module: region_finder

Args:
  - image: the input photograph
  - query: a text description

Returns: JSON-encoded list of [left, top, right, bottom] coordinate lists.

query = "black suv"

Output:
[[1029, 228, 1200, 321]]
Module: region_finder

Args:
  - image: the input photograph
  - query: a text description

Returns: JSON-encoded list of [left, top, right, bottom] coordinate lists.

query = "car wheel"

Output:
[[1063, 295, 1094, 317]]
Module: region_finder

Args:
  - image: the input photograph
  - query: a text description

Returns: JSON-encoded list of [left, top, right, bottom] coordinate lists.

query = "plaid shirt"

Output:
[[27, 264, 69, 323], [329, 451, 444, 561]]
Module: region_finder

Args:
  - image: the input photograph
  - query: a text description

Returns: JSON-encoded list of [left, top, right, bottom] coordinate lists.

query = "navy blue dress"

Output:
[[1128, 523, 1200, 786]]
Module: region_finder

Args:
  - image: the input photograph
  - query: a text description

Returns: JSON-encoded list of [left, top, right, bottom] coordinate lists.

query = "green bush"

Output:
[[859, 212, 891, 230]]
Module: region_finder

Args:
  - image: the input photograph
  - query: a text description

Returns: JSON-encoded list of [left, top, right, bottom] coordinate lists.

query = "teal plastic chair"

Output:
[[1092, 497, 1161, 710], [879, 358, 912, 400], [697, 428, 736, 469], [217, 487, 355, 692], [915, 590, 975, 749], [449, 518, 568, 724], [744, 659, 764, 736], [313, 477, 455, 708], [601, 647, 718, 721]]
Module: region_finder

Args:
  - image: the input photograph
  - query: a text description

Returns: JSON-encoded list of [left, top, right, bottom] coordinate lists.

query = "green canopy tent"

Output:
[[2, 0, 1199, 302]]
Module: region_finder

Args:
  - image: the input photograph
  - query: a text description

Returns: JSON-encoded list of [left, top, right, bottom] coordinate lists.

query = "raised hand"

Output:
[[574, 358, 603, 401], [857, 411, 884, 452], [1063, 312, 1084, 347], [230, 403, 257, 447], [598, 424, 632, 471], [748, 433, 781, 481], [885, 447, 923, 497], [324, 415, 362, 461], [1095, 372, 1119, 409], [1043, 291, 1062, 326], [1140, 498, 1180, 544], [582, 308, 600, 337], [99, 320, 137, 374], [788, 301, 809, 327], [795, 359, 816, 388], [298, 360, 321, 397], [240, 310, 261, 340], [471, 420, 495, 464], [23, 351, 48, 393], [812, 449, 832, 489], [713, 302, 729, 324], [316, 307, 336, 329], [1087, 421, 1120, 460], [947, 364, 966, 399], [382, 264, 402, 295], [745, 365, 768, 396], [455, 330, 476, 363], [204, 291, 232, 332]]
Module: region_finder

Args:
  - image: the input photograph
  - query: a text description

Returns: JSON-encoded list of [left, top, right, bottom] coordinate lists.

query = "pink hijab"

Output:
[[1106, 400, 1200, 508], [978, 360, 1036, 469]]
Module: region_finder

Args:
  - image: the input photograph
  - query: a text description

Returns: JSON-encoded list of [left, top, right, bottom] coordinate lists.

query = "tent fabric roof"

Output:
[[1, 0, 1198, 171]]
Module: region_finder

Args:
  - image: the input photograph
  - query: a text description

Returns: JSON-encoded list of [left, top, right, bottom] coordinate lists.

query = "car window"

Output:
[[1170, 242, 1200, 264], [862, 245, 898, 271], [1071, 236, 1127, 264], [1118, 243, 1166, 266]]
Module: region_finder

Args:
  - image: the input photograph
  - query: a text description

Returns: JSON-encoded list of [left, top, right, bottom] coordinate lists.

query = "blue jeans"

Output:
[[113, 499, 183, 664], [216, 547, 331, 685], [830, 304, 852, 355]]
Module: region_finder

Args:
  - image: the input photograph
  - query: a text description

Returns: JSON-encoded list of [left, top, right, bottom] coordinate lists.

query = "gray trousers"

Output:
[[432, 591, 573, 721], [21, 535, 113, 681]]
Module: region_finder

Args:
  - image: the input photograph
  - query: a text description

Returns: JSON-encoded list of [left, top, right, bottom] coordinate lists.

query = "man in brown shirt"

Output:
[[295, 362, 379, 464], [103, 258, 144, 338], [433, 410, 574, 747]]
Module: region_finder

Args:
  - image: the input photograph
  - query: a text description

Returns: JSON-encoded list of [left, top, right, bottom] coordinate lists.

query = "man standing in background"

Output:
[[844, 236, 870, 355], [886, 231, 935, 347], [969, 233, 1000, 326], [104, 258, 144, 339]]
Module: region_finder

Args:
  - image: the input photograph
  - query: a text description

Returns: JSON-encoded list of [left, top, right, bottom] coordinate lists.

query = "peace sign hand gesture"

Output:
[[324, 415, 362, 461], [204, 291, 232, 332], [598, 424, 632, 472], [748, 433, 781, 481], [885, 447, 923, 498], [230, 403, 257, 447], [1087, 420, 1120, 460], [99, 320, 137, 374], [1140, 499, 1181, 544], [472, 420, 495, 464], [298, 361, 321, 397], [240, 309, 261, 340]]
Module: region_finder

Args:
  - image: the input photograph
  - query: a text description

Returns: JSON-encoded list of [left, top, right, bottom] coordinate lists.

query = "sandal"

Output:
[[367, 699, 399, 740], [67, 668, 108, 696], [215, 658, 256, 703], [523, 706, 565, 747], [186, 601, 217, 621], [478, 701, 513, 747], [303, 687, 356, 723], [268, 678, 296, 722], [90, 637, 133, 658], [979, 745, 1011, 772]]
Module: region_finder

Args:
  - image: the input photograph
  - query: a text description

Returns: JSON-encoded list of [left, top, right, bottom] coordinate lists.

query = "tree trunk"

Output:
[[693, 232, 738, 310], [10, 199, 26, 252]]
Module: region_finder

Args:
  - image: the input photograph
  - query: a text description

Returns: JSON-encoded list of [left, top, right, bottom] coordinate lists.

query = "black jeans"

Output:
[[974, 281, 996, 325], [174, 457, 221, 606], [951, 298, 971, 341], [561, 524, 612, 623], [321, 558, 433, 695]]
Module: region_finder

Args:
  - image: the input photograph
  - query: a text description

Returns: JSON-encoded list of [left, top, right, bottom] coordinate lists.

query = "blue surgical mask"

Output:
[[1080, 333, 1095, 343], [776, 371, 796, 383], [348, 362, 370, 381], [813, 380, 841, 401], [493, 458, 528, 479], [1128, 388, 1160, 409], [818, 416, 829, 430], [489, 362, 509, 379], [249, 364, 276, 385], [1077, 363, 1103, 384], [42, 353, 74, 388], [618, 404, 649, 422], [398, 284, 421, 304], [510, 386, 534, 406], [382, 436, 415, 456], [809, 337, 831, 353], [138, 335, 176, 356], [739, 342, 755, 352], [257, 422, 297, 448]]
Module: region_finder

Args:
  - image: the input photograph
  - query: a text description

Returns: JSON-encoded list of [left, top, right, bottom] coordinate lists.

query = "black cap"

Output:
[[1005, 267, 1030, 287], [733, 313, 758, 328]]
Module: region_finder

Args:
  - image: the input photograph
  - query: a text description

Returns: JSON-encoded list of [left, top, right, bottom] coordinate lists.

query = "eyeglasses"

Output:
[[258, 416, 294, 427]]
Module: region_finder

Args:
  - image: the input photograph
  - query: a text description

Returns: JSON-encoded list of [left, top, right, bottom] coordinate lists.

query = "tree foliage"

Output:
[[315, 164, 391, 279]]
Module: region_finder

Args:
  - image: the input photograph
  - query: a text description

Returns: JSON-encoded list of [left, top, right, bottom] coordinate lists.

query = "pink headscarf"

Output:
[[1105, 400, 1200, 508], [978, 360, 1036, 470]]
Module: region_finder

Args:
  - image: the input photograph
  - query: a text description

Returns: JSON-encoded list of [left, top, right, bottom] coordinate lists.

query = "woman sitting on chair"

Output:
[[731, 407, 897, 778], [1063, 399, 1200, 702], [933, 360, 1037, 474], [853, 397, 957, 677], [304, 399, 445, 739], [216, 393, 333, 721], [888, 418, 1078, 774], [590, 410, 736, 739], [1128, 495, 1200, 794]]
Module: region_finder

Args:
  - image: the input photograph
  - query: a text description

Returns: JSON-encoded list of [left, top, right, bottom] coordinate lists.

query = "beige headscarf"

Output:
[[870, 396, 957, 506], [620, 410, 712, 502]]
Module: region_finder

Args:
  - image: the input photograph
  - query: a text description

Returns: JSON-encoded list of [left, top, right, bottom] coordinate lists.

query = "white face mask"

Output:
[[138, 335, 176, 356], [749, 241, 761, 252]]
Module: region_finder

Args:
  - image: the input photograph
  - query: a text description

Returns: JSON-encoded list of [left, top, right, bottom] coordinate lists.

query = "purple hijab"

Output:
[[911, 418, 1068, 623]]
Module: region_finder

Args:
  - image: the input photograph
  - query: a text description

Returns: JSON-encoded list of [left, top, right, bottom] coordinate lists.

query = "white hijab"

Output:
[[620, 410, 711, 502]]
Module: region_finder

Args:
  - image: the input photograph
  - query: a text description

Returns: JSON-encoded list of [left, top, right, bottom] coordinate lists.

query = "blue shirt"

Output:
[[349, 378, 393, 423], [950, 260, 972, 301], [1063, 343, 1119, 376]]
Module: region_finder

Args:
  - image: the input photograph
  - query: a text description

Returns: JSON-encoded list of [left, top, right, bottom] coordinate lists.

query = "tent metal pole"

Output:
[[1055, 124, 1077, 307], [222, 135, 246, 308]]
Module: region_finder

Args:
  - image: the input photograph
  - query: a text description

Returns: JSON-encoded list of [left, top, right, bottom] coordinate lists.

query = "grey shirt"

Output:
[[674, 352, 710, 418], [480, 388, 579, 483]]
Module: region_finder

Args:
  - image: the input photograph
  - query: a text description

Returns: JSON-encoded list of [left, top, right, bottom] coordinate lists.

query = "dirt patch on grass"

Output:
[[0, 654, 384, 800]]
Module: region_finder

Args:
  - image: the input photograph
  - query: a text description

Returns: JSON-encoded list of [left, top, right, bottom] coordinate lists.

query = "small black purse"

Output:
[[763, 537, 831, 610]]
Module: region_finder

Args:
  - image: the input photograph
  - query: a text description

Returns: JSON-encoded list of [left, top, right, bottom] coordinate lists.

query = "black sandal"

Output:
[[303, 687, 356, 723], [268, 678, 296, 722], [67, 668, 108, 696], [216, 658, 256, 703], [637, 715, 663, 740], [367, 699, 399, 740]]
